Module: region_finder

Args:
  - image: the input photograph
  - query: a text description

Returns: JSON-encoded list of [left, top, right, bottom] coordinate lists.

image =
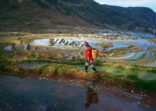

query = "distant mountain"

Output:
[[0, 0, 156, 34]]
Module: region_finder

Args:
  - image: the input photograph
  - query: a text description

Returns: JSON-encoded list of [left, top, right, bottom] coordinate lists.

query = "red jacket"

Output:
[[85, 47, 93, 64]]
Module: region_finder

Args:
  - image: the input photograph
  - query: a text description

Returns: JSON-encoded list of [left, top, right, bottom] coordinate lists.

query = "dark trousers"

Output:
[[85, 61, 97, 73]]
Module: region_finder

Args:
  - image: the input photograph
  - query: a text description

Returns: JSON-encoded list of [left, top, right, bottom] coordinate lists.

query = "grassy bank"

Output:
[[0, 50, 156, 93]]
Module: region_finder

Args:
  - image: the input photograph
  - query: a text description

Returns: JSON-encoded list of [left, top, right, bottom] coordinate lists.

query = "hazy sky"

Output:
[[95, 0, 156, 12]]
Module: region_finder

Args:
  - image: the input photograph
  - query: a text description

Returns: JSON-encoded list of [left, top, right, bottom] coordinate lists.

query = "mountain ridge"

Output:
[[0, 0, 156, 34]]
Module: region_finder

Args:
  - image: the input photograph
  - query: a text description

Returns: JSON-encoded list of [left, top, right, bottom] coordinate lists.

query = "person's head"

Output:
[[85, 42, 90, 47]]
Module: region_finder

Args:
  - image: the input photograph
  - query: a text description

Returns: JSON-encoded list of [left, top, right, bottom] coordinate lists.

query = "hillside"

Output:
[[0, 0, 156, 34]]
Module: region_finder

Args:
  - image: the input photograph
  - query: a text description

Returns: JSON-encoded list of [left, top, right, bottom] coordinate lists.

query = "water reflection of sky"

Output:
[[31, 38, 156, 50], [32, 39, 50, 46], [4, 46, 12, 51], [134, 39, 156, 50], [106, 42, 131, 51], [128, 51, 146, 60], [3, 44, 29, 52], [3, 38, 156, 61], [30, 38, 132, 51]]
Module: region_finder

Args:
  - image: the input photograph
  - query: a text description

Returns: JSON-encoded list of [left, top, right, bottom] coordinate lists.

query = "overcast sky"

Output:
[[95, 0, 156, 12]]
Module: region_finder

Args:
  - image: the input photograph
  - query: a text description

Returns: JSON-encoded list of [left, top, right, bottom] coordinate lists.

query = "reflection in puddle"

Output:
[[0, 76, 155, 111], [85, 87, 99, 108]]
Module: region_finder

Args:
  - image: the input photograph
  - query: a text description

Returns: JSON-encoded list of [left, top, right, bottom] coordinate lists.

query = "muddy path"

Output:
[[0, 75, 155, 111]]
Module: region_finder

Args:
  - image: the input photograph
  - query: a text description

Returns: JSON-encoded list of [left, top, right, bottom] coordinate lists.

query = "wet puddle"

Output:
[[0, 75, 155, 111], [18, 62, 48, 68], [138, 74, 156, 80]]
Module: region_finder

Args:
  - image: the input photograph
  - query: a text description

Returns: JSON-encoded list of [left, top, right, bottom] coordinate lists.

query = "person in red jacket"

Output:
[[85, 42, 97, 73]]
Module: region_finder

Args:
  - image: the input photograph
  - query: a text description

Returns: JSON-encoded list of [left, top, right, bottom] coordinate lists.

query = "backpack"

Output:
[[92, 49, 98, 59]]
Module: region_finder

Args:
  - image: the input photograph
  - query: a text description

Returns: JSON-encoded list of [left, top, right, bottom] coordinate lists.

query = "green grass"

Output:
[[124, 75, 156, 92], [0, 48, 156, 93], [153, 53, 156, 59]]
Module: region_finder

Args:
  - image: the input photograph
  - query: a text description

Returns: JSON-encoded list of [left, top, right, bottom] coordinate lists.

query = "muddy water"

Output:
[[19, 62, 48, 68], [2, 37, 156, 65], [0, 75, 155, 111], [3, 37, 156, 54], [31, 38, 131, 50]]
